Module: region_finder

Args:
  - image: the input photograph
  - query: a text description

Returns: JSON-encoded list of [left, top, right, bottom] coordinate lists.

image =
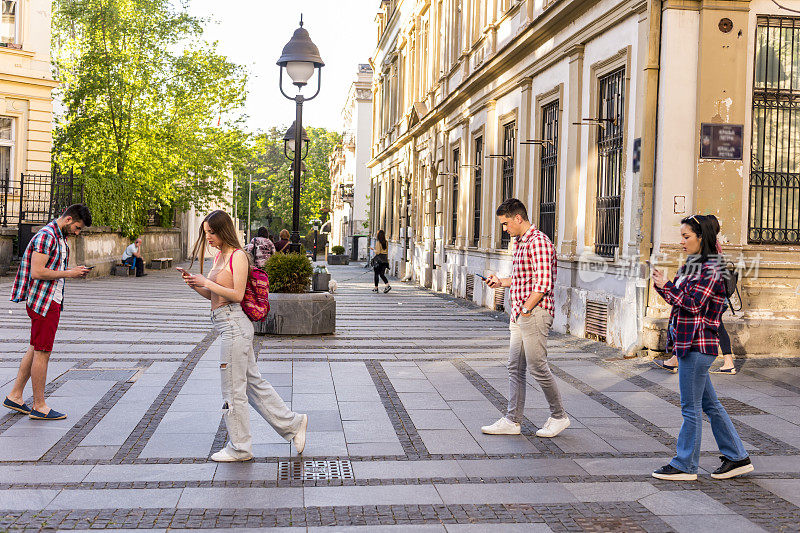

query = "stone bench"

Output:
[[112, 262, 133, 276], [149, 257, 173, 269]]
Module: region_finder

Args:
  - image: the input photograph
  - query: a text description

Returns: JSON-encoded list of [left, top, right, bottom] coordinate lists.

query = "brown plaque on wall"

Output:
[[700, 123, 743, 160]]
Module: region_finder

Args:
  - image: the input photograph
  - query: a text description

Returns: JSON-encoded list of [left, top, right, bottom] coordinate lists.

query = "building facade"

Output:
[[329, 64, 374, 260], [368, 0, 800, 355]]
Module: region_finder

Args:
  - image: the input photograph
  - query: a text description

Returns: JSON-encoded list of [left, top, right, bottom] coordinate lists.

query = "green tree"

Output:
[[236, 126, 340, 237], [52, 0, 249, 236]]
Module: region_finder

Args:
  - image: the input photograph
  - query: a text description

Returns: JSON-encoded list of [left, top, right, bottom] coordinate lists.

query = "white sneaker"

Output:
[[481, 417, 521, 435], [210, 448, 253, 462], [293, 414, 308, 454], [536, 416, 570, 437]]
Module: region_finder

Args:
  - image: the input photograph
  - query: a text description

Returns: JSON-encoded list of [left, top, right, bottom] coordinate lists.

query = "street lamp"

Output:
[[277, 15, 324, 254]]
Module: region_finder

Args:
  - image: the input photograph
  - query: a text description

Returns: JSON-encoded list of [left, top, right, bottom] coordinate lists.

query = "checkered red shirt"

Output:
[[653, 258, 726, 358], [10, 220, 69, 316], [509, 224, 556, 320]]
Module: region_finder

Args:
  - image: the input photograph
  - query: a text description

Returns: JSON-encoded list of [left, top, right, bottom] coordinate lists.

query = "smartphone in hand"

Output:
[[85, 265, 95, 270], [476, 274, 488, 281], [175, 267, 188, 275]]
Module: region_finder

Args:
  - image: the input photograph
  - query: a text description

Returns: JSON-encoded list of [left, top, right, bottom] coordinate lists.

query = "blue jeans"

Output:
[[670, 351, 749, 473]]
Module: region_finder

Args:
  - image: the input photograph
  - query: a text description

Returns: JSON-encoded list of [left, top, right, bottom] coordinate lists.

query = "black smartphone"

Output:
[[85, 265, 95, 270]]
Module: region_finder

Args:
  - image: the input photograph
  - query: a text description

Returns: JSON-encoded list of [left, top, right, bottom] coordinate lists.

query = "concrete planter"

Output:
[[254, 292, 336, 335], [327, 254, 349, 265], [312, 272, 331, 292]]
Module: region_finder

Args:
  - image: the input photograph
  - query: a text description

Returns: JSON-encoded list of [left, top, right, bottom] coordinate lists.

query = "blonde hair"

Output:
[[279, 229, 290, 240], [190, 210, 250, 274]]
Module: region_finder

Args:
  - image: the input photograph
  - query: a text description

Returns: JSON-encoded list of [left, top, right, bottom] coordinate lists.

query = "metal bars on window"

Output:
[[749, 16, 800, 245], [595, 69, 625, 258], [501, 121, 516, 248], [451, 147, 459, 245], [539, 101, 559, 243], [473, 137, 482, 247]]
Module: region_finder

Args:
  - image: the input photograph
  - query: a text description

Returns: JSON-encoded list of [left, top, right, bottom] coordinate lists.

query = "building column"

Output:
[[694, 0, 751, 245], [559, 45, 584, 259], [481, 100, 497, 249], [518, 77, 534, 210]]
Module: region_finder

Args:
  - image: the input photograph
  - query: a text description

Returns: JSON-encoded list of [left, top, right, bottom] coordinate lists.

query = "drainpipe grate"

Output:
[[585, 300, 608, 342], [278, 460, 353, 481]]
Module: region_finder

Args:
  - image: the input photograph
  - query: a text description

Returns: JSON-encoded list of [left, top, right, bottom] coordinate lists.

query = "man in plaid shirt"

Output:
[[4, 204, 92, 421], [482, 198, 570, 438]]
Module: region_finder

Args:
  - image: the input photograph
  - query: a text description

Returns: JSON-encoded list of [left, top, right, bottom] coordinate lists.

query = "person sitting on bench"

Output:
[[122, 238, 146, 277]]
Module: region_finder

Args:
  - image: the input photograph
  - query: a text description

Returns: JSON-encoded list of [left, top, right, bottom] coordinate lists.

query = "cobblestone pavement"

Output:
[[1, 263, 799, 532]]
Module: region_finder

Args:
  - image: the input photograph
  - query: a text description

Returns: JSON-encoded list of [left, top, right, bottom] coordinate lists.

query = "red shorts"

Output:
[[27, 302, 61, 352]]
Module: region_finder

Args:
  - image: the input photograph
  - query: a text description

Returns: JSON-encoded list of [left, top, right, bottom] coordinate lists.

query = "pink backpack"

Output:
[[227, 251, 270, 321]]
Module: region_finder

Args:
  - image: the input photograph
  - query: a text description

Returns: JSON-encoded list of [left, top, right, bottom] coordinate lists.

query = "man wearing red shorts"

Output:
[[4, 204, 92, 420]]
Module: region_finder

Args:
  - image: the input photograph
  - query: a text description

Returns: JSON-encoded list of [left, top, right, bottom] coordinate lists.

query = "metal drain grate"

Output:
[[494, 287, 505, 311], [446, 270, 453, 294], [278, 460, 353, 481], [585, 300, 608, 342]]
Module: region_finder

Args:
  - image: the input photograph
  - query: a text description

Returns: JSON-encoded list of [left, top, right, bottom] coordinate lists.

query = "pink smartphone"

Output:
[[175, 267, 188, 275]]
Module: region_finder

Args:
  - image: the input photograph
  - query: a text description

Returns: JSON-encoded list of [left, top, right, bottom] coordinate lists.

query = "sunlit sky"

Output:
[[186, 0, 378, 133]]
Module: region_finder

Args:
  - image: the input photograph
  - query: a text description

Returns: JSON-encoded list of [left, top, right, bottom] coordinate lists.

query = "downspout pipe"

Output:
[[628, 0, 662, 357]]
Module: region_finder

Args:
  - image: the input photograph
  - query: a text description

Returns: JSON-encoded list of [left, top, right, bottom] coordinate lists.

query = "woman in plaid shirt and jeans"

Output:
[[650, 215, 752, 481]]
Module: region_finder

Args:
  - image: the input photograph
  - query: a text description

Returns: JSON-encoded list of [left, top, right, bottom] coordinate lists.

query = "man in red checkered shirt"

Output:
[[482, 198, 570, 438], [4, 204, 92, 421]]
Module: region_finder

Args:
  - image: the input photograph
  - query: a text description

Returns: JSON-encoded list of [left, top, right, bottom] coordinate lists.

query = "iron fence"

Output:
[[539, 100, 559, 244], [501, 121, 516, 248], [749, 16, 800, 245], [1, 169, 83, 227], [595, 68, 625, 258]]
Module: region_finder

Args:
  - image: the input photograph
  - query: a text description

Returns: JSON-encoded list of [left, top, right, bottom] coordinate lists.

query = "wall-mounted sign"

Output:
[[700, 123, 743, 160]]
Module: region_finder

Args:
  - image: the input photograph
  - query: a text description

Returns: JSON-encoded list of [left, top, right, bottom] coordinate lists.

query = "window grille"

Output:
[[388, 177, 394, 239], [501, 121, 516, 248], [473, 137, 482, 247], [749, 16, 800, 245], [595, 69, 625, 258], [451, 147, 459, 245], [539, 101, 559, 243]]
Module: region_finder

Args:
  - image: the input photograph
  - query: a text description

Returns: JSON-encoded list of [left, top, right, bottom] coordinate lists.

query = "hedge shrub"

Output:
[[331, 245, 345, 255], [264, 252, 313, 293]]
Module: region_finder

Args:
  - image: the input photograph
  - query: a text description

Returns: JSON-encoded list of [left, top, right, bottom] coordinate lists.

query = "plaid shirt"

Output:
[[653, 258, 726, 358], [11, 220, 69, 316], [509, 224, 556, 321]]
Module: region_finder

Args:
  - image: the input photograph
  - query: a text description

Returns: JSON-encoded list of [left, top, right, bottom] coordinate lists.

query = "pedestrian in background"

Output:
[[482, 198, 570, 438], [275, 229, 292, 254], [656, 214, 736, 374], [245, 227, 276, 268], [372, 229, 391, 293], [5, 204, 92, 420], [121, 237, 146, 277], [650, 214, 752, 481], [181, 210, 308, 462]]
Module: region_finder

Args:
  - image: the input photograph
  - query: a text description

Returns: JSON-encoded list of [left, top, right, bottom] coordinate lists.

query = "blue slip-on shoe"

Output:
[[3, 397, 32, 415], [29, 408, 66, 420]]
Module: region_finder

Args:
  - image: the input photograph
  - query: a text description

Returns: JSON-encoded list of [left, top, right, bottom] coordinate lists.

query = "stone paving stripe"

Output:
[[112, 331, 217, 463], [85, 463, 217, 483], [365, 360, 430, 457], [434, 482, 578, 504], [607, 364, 800, 455], [0, 501, 673, 530], [562, 481, 659, 502], [46, 488, 184, 510], [0, 464, 92, 483], [452, 360, 553, 454], [0, 489, 60, 510], [177, 487, 303, 509], [304, 484, 443, 507]]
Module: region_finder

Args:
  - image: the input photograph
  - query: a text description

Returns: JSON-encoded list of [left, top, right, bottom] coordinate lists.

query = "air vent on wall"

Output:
[[446, 270, 453, 294], [466, 274, 475, 301], [585, 300, 608, 342], [494, 287, 505, 311]]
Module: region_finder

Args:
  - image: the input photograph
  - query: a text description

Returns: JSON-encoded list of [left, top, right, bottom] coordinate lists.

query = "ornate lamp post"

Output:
[[277, 16, 324, 254]]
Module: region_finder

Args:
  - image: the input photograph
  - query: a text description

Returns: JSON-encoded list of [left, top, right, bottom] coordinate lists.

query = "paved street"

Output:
[[0, 263, 799, 532]]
